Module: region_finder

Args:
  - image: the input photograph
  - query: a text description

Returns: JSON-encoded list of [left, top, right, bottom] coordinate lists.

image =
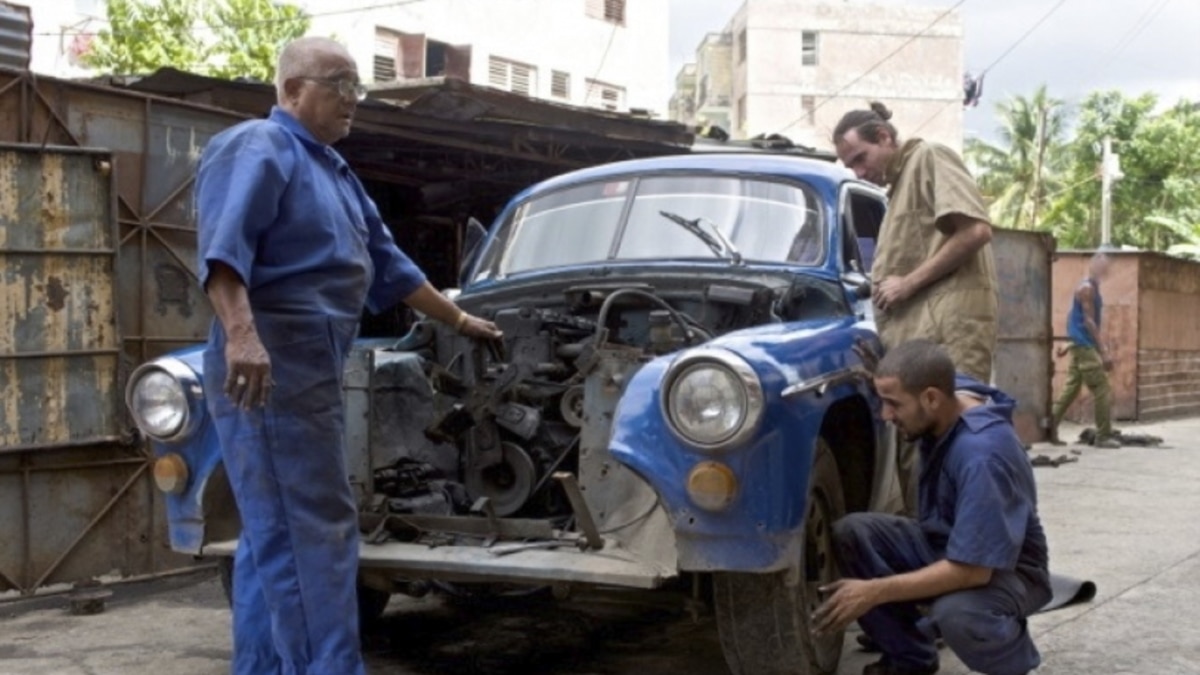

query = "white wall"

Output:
[[731, 0, 964, 151], [300, 0, 670, 114]]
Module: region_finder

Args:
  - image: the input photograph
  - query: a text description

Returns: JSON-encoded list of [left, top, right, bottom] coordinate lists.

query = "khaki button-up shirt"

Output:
[[874, 139, 996, 296]]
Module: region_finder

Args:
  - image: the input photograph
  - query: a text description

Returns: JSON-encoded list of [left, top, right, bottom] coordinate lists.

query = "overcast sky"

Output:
[[668, 0, 1200, 140]]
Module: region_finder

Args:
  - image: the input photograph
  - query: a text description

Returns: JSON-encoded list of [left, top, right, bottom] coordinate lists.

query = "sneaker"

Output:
[[1095, 436, 1121, 449], [862, 658, 940, 675]]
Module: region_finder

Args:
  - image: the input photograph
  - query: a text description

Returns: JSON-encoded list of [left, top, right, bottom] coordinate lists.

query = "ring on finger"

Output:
[[235, 375, 247, 387]]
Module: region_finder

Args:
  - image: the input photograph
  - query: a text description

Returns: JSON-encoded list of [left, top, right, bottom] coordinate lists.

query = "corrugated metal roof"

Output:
[[0, 2, 31, 71]]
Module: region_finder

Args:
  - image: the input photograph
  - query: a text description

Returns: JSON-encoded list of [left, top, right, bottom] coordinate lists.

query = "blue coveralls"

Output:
[[834, 377, 1052, 675], [196, 107, 426, 675]]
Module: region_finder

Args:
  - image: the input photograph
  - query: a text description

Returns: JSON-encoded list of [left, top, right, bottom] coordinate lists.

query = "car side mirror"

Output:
[[842, 271, 872, 299], [458, 217, 488, 287]]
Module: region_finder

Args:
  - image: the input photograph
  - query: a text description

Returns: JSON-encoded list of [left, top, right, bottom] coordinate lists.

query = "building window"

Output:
[[737, 95, 747, 131], [698, 75, 709, 107], [801, 95, 816, 125], [551, 70, 571, 99], [374, 30, 398, 82], [802, 31, 819, 66], [737, 28, 747, 64], [586, 0, 626, 25], [586, 79, 625, 111], [489, 56, 537, 96]]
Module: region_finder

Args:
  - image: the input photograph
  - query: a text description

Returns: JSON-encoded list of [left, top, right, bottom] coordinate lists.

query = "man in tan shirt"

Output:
[[833, 102, 998, 517]]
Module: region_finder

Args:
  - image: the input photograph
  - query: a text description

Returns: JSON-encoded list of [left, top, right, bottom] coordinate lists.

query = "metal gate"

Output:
[[992, 229, 1055, 444], [0, 68, 244, 595]]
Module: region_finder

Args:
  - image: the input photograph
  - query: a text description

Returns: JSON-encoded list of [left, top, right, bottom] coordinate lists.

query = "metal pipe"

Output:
[[0, 348, 121, 360], [0, 247, 117, 255], [0, 456, 147, 474], [0, 436, 131, 456]]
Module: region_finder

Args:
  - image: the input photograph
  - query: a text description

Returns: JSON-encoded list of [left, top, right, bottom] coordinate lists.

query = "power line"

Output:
[[35, 0, 428, 38], [584, 20, 621, 102], [976, 0, 1068, 75], [1080, 0, 1173, 86], [915, 0, 1069, 137], [777, 0, 968, 135]]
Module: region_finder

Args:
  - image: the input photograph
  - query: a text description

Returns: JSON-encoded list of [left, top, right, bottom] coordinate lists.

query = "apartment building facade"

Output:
[[20, 0, 670, 116], [672, 0, 965, 151], [300, 0, 670, 114]]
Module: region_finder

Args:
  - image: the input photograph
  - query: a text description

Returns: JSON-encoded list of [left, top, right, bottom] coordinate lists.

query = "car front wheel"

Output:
[[712, 437, 846, 675]]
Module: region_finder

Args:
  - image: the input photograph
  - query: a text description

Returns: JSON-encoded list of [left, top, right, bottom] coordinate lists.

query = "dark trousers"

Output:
[[833, 513, 1046, 675]]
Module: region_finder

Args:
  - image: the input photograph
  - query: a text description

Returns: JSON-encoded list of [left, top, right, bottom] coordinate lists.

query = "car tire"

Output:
[[214, 556, 392, 627], [712, 437, 846, 675]]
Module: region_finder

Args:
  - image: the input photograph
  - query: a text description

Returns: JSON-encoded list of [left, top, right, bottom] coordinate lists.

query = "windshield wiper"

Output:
[[657, 210, 744, 265]]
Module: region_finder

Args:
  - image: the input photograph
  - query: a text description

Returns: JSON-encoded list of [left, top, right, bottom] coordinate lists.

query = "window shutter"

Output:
[[373, 31, 398, 82], [399, 32, 426, 79]]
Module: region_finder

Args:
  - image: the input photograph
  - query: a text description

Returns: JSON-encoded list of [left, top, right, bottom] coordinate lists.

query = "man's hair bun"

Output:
[[868, 101, 893, 121]]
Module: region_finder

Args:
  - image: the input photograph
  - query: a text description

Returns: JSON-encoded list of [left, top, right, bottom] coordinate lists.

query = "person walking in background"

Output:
[[1049, 252, 1118, 448]]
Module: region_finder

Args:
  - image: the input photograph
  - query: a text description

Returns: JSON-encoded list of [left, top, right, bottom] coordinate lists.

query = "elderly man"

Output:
[[832, 101, 998, 516], [813, 340, 1051, 675], [197, 37, 501, 674]]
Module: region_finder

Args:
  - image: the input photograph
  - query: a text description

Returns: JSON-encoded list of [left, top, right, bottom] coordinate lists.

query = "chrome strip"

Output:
[[781, 365, 871, 398]]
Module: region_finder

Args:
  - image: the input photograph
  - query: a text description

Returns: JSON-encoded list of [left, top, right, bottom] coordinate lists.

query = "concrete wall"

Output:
[[302, 0, 671, 114], [726, 0, 963, 151]]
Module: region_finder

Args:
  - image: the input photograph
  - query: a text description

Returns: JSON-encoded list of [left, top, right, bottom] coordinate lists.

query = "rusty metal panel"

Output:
[[0, 3, 30, 71], [0, 145, 121, 451], [991, 229, 1054, 443]]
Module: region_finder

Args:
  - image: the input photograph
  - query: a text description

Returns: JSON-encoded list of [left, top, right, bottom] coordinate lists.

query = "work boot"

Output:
[[1046, 427, 1066, 446], [1094, 435, 1121, 449], [862, 658, 939, 675]]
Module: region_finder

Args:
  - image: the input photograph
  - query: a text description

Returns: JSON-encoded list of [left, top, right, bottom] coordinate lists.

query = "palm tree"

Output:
[[965, 86, 1069, 230]]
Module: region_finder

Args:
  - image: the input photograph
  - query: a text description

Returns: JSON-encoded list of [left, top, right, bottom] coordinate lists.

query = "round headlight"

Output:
[[664, 350, 764, 450], [125, 357, 203, 442], [130, 370, 187, 438]]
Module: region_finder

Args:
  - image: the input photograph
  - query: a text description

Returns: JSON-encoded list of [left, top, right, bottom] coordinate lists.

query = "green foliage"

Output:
[[971, 88, 1200, 254], [966, 86, 1069, 230], [82, 0, 310, 82], [206, 0, 310, 82]]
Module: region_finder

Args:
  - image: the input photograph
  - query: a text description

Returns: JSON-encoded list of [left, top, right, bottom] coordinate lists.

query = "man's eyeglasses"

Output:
[[301, 77, 367, 102]]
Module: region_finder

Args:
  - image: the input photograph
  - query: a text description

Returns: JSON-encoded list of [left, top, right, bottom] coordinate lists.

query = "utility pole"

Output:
[[1100, 136, 1123, 247]]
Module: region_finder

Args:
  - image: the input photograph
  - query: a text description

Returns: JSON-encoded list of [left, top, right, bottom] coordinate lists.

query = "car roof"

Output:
[[519, 153, 857, 200]]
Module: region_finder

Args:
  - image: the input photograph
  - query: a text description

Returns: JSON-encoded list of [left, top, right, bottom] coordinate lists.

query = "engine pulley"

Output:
[[464, 442, 538, 517]]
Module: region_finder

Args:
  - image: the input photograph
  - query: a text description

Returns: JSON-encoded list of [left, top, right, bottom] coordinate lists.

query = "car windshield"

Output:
[[473, 174, 824, 281]]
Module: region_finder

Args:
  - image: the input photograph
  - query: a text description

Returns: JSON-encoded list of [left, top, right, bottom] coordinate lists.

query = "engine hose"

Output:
[[592, 288, 696, 349]]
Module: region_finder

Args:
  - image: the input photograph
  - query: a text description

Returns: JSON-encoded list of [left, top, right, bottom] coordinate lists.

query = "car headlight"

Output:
[[662, 349, 764, 450], [125, 358, 204, 442]]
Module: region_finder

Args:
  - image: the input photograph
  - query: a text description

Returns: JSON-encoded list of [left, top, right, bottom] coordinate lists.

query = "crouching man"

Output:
[[813, 339, 1052, 675]]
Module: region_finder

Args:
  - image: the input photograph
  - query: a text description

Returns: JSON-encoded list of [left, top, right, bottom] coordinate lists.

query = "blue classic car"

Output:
[[126, 150, 900, 675]]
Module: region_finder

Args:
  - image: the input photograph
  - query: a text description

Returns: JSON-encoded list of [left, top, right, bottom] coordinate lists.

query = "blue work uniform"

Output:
[[833, 377, 1051, 675], [196, 107, 426, 675]]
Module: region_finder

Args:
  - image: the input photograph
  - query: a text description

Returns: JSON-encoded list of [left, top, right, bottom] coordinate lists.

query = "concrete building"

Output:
[[671, 0, 964, 151], [298, 0, 670, 115], [19, 0, 670, 116]]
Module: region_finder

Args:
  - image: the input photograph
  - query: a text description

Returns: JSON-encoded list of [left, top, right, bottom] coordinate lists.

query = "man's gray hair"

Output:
[[274, 37, 348, 101]]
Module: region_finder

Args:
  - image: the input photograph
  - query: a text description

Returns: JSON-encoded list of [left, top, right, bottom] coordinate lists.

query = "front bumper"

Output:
[[201, 537, 674, 589]]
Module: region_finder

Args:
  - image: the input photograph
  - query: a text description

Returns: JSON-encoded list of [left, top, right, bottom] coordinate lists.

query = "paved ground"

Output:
[[2, 418, 1198, 675]]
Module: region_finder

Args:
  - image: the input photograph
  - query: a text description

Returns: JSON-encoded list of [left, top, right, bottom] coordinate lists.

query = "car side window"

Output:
[[845, 189, 885, 274]]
